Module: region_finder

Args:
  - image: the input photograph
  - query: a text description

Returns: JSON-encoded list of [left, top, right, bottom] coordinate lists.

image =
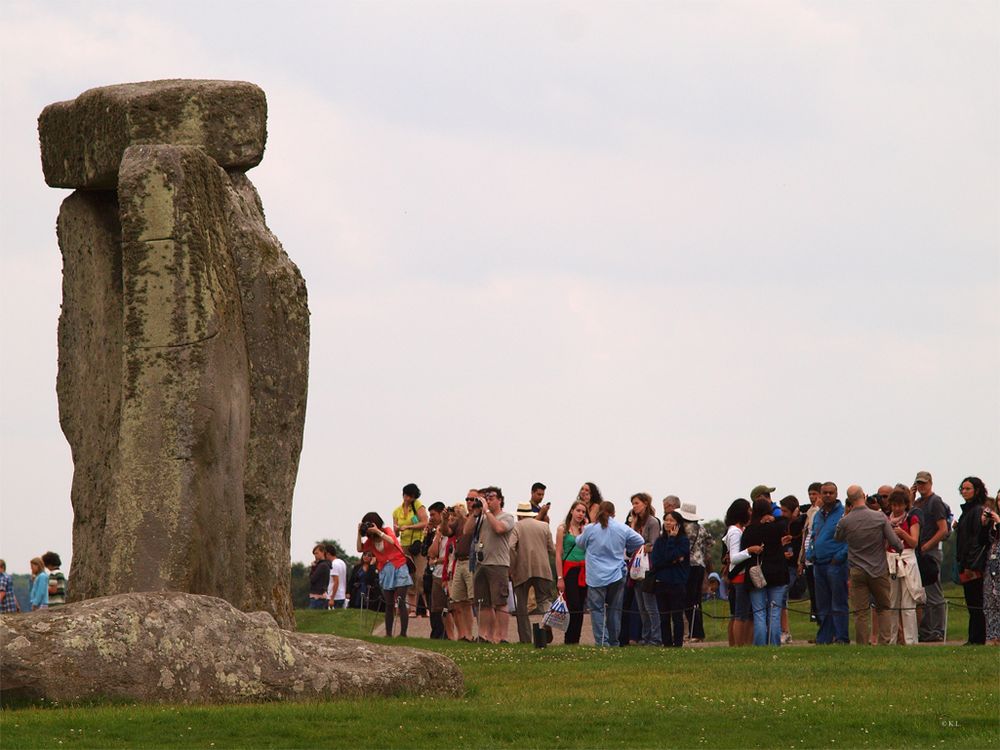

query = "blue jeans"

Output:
[[587, 578, 625, 647], [308, 598, 328, 609], [814, 561, 849, 644], [636, 590, 661, 645], [749, 584, 788, 646]]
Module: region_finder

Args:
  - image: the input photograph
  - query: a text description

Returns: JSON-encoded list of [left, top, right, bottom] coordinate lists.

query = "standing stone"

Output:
[[40, 81, 308, 628]]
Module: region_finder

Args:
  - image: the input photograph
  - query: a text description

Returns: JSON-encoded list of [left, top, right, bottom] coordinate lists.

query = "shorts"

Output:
[[474, 564, 509, 608], [379, 561, 413, 591], [449, 562, 474, 603], [729, 581, 751, 622]]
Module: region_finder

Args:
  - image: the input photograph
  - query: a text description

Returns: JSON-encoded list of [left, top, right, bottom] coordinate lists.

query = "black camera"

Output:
[[359, 521, 376, 534], [470, 498, 483, 510]]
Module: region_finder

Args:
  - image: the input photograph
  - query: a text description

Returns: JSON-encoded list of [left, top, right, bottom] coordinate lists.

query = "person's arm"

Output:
[[624, 526, 646, 557], [922, 518, 948, 552], [428, 531, 443, 562], [483, 508, 513, 535], [728, 528, 756, 567], [882, 517, 903, 553], [555, 524, 566, 593], [834, 515, 847, 542], [463, 510, 479, 536]]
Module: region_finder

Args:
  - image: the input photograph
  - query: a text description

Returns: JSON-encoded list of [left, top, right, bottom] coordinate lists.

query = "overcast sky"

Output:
[[1, 2, 997, 575]]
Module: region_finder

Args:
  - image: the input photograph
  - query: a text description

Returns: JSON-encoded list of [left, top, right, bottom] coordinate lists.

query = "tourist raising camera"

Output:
[[393, 483, 428, 616], [463, 486, 515, 643], [358, 512, 413, 637]]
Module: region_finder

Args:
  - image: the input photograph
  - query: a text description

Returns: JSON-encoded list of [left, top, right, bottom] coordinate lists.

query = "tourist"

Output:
[[357, 511, 413, 637], [630, 492, 661, 646], [740, 497, 790, 646], [0, 559, 19, 613], [886, 487, 924, 644], [955, 477, 989, 645], [651, 510, 690, 647], [465, 486, 515, 643], [724, 498, 758, 646], [556, 500, 588, 645], [29, 557, 48, 610], [509, 502, 556, 644], [834, 485, 903, 645], [750, 485, 782, 518], [575, 500, 645, 646], [578, 482, 605, 523], [393, 483, 428, 616], [324, 544, 348, 609], [912, 471, 949, 642], [779, 495, 803, 643], [807, 482, 849, 645], [982, 495, 1000, 645], [308, 545, 330, 609], [41, 551, 66, 607], [529, 482, 550, 522], [447, 491, 481, 642], [662, 495, 680, 523], [347, 551, 381, 610], [438, 503, 468, 639], [426, 503, 452, 639], [680, 502, 711, 642], [797, 482, 824, 625]]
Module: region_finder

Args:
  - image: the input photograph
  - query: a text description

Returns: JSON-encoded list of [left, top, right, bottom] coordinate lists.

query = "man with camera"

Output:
[[912, 471, 949, 642], [463, 486, 515, 643]]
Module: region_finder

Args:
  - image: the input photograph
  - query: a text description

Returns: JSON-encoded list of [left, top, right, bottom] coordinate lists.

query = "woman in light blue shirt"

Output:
[[29, 557, 49, 610], [576, 501, 645, 646]]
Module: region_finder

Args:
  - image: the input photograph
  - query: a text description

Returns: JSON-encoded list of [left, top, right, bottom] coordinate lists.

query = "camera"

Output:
[[359, 521, 376, 534], [470, 498, 483, 510]]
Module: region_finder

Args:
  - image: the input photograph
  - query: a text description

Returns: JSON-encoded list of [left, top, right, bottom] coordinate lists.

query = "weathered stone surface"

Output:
[[55, 191, 123, 602], [46, 82, 307, 631], [0, 593, 463, 705], [39, 80, 266, 189]]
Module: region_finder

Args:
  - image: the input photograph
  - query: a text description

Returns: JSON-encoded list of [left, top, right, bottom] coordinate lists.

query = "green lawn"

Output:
[[2, 592, 996, 749]]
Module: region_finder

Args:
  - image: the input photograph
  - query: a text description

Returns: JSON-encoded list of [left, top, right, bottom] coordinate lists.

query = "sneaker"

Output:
[[781, 632, 792, 645]]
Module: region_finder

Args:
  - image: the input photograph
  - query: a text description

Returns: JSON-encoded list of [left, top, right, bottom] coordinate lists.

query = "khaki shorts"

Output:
[[449, 562, 474, 603], [474, 564, 509, 608]]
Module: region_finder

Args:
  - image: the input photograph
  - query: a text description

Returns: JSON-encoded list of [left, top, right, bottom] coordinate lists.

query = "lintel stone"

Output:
[[39, 79, 267, 189]]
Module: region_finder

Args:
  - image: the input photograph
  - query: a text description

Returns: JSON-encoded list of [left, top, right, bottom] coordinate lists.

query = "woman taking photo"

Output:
[[886, 487, 923, 644], [575, 500, 645, 647], [556, 500, 589, 645], [740, 498, 790, 646], [651, 511, 689, 647], [724, 498, 759, 646], [630, 493, 662, 646], [357, 512, 413, 637], [393, 483, 428, 615], [955, 476, 989, 645], [982, 493, 1000, 645]]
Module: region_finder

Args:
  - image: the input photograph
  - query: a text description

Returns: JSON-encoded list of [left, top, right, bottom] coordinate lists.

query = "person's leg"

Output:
[[606, 578, 626, 646], [383, 587, 396, 636], [396, 586, 410, 636], [512, 581, 531, 644], [685, 565, 706, 640], [656, 584, 671, 646], [618, 585, 635, 646], [727, 584, 737, 646], [806, 564, 818, 622], [870, 573, 892, 645], [669, 585, 686, 647], [768, 586, 787, 645], [964, 578, 985, 644], [830, 562, 850, 643], [587, 585, 609, 646], [748, 587, 767, 646], [564, 570, 584, 644], [888, 576, 902, 645], [643, 591, 661, 645], [781, 568, 796, 640], [849, 567, 871, 645], [920, 549, 945, 641], [813, 563, 833, 644]]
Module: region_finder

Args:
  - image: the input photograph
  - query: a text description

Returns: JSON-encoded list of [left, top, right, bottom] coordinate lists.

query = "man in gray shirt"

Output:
[[835, 485, 904, 645]]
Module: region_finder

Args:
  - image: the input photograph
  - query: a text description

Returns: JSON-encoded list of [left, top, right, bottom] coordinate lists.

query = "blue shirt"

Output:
[[575, 517, 645, 587], [808, 501, 848, 564], [651, 534, 691, 585], [30, 570, 49, 609]]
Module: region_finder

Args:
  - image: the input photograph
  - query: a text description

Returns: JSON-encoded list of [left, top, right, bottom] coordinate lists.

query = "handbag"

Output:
[[748, 555, 767, 589], [542, 594, 570, 631], [629, 547, 650, 580]]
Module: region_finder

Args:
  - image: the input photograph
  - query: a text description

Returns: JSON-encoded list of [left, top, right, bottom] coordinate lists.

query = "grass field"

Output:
[[2, 589, 997, 749]]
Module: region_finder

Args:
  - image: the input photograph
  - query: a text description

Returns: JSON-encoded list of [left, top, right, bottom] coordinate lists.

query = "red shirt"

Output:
[[361, 527, 408, 572]]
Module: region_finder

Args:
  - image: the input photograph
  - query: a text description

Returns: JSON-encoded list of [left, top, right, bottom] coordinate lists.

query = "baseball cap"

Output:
[[750, 485, 776, 501], [913, 471, 932, 485]]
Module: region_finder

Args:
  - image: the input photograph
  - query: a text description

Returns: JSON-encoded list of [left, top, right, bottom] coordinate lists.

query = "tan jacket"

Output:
[[508, 518, 556, 587]]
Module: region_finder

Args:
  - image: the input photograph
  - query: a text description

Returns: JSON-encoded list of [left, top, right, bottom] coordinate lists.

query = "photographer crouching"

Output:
[[357, 512, 414, 637]]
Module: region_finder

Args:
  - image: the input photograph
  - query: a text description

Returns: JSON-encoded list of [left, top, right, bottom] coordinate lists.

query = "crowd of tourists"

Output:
[[345, 472, 998, 646], [0, 551, 67, 613]]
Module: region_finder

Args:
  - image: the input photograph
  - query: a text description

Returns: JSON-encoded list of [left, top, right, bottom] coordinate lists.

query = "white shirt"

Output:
[[326, 558, 348, 601], [725, 525, 752, 572]]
